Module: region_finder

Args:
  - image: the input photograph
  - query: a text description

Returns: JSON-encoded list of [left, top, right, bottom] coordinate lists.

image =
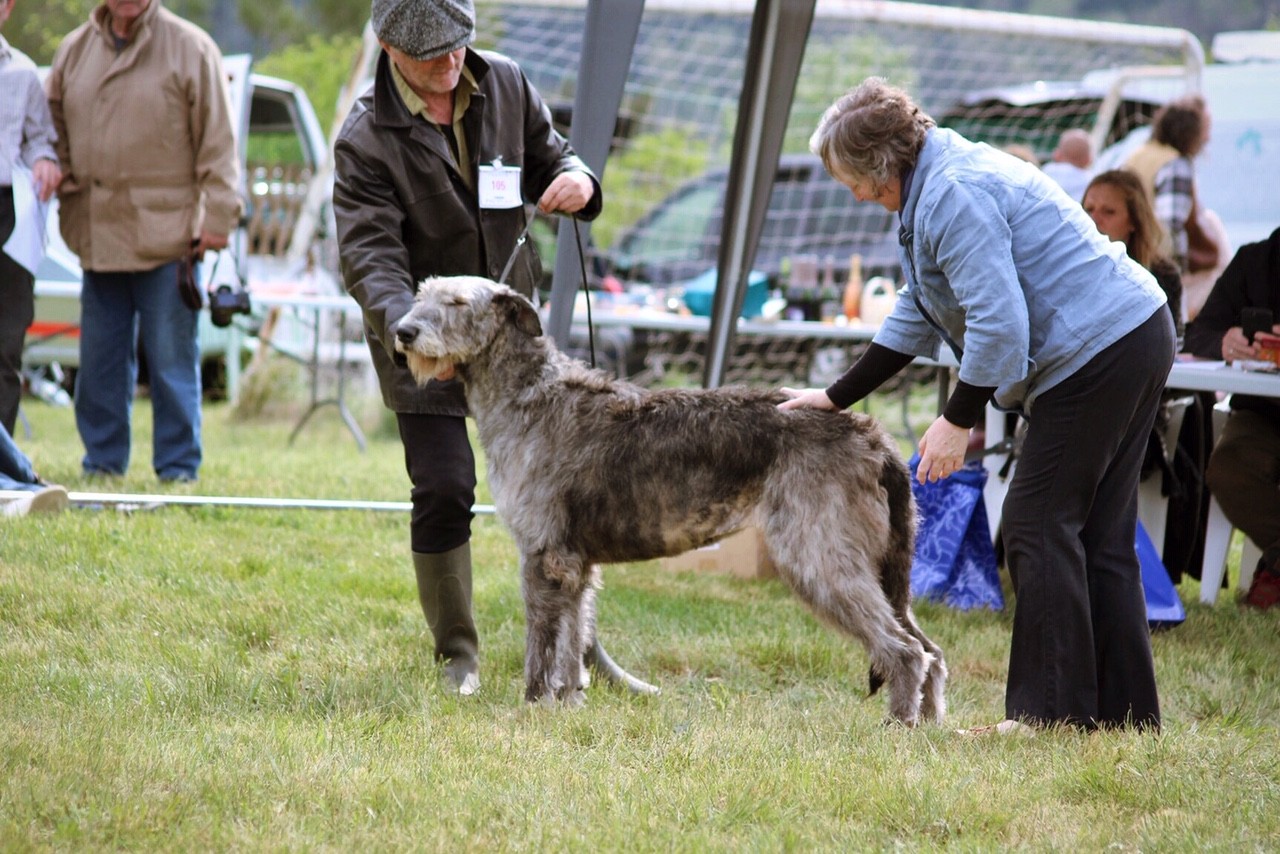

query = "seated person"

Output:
[[1043, 129, 1094, 203], [1083, 169, 1182, 339], [1084, 169, 1207, 582], [1, 423, 67, 517], [1183, 226, 1280, 608]]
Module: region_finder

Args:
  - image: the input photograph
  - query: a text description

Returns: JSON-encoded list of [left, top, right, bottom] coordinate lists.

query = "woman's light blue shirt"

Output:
[[873, 127, 1167, 415]]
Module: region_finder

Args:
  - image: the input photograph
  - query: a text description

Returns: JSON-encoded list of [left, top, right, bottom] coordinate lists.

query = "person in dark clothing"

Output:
[[333, 0, 604, 695], [1183, 226, 1280, 608]]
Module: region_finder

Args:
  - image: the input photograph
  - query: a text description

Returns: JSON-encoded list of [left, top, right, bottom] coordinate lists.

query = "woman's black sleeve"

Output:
[[824, 343, 915, 409], [942, 380, 997, 429]]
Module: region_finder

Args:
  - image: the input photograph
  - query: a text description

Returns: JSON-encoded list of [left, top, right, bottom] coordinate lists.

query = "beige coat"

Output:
[[46, 0, 241, 272]]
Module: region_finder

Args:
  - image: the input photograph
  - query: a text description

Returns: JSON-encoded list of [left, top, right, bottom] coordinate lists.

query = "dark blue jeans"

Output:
[[74, 261, 202, 480], [0, 420, 40, 493], [1003, 308, 1175, 731]]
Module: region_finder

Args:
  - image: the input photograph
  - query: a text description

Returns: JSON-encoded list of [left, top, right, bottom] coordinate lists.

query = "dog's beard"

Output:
[[404, 353, 456, 385]]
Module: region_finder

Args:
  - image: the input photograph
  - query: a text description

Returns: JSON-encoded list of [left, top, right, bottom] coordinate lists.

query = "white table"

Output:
[[1164, 359, 1280, 397], [228, 292, 369, 451], [980, 359, 1279, 601]]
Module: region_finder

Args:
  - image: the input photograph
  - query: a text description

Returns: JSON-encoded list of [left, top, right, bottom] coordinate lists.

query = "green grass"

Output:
[[2, 397, 1278, 851]]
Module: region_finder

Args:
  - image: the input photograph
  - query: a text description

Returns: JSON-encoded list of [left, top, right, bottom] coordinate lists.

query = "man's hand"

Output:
[[33, 159, 62, 203], [777, 387, 837, 412], [195, 230, 230, 255], [915, 415, 970, 484], [537, 172, 594, 215]]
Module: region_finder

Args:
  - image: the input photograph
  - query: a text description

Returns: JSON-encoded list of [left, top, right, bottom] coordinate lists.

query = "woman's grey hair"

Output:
[[809, 78, 935, 191]]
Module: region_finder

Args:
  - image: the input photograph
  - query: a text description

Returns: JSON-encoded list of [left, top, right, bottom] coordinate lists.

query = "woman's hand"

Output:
[[916, 415, 970, 483], [1222, 326, 1257, 363], [777, 387, 838, 412]]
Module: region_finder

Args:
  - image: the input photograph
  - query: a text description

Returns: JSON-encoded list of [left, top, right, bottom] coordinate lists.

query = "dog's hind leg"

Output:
[[521, 550, 591, 706], [900, 607, 947, 723], [767, 531, 929, 726]]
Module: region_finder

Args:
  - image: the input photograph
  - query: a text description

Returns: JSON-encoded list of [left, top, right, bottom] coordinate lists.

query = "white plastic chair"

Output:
[[1197, 400, 1264, 604], [1199, 495, 1263, 604]]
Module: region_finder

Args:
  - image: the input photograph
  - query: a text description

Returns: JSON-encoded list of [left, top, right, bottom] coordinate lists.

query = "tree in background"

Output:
[[254, 33, 364, 139]]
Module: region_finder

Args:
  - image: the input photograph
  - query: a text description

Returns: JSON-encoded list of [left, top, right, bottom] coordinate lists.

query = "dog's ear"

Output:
[[494, 291, 543, 337]]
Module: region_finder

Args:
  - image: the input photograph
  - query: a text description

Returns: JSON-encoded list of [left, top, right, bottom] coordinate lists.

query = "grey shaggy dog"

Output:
[[394, 275, 946, 725]]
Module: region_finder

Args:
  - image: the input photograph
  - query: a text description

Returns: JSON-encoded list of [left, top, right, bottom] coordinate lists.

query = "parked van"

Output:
[[24, 56, 337, 385]]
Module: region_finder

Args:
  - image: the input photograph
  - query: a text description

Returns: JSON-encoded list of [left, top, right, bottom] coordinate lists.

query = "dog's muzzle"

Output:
[[395, 322, 456, 384], [395, 323, 420, 350]]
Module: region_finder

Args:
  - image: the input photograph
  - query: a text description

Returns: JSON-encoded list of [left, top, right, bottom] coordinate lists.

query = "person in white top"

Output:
[[1041, 128, 1094, 203]]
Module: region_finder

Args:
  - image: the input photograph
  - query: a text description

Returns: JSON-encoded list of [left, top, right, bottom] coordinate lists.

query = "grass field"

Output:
[[2, 394, 1277, 851]]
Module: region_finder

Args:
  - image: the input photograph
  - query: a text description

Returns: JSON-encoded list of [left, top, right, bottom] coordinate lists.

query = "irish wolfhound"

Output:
[[394, 275, 946, 726]]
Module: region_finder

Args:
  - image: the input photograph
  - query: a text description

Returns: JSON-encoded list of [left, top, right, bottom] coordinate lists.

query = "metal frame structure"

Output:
[[546, 0, 1203, 389]]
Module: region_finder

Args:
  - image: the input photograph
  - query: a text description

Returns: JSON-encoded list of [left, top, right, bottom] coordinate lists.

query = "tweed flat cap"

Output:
[[372, 0, 475, 61]]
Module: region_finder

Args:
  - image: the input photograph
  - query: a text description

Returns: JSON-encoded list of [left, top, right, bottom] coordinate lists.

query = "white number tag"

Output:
[[478, 163, 522, 209]]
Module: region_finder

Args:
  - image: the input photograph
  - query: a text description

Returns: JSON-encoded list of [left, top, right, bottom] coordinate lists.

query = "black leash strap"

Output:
[[497, 212, 597, 368], [496, 215, 536, 287], [571, 217, 595, 368]]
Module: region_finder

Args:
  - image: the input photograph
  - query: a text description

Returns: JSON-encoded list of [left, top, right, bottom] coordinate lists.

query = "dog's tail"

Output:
[[868, 454, 918, 697]]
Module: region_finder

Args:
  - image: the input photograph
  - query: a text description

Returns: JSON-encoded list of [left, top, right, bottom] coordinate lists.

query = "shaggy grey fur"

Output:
[[394, 276, 947, 725]]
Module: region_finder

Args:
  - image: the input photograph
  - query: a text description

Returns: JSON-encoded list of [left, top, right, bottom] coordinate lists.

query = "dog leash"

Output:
[[571, 217, 596, 368], [497, 212, 597, 368], [496, 216, 536, 288]]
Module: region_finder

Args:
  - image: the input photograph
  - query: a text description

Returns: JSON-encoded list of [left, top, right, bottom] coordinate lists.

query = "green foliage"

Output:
[[253, 32, 363, 134], [2, 399, 1278, 849], [6, 0, 82, 63], [235, 0, 308, 53], [593, 129, 712, 251], [783, 36, 915, 155]]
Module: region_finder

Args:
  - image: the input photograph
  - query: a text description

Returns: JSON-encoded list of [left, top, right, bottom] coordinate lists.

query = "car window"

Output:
[[941, 97, 1159, 162]]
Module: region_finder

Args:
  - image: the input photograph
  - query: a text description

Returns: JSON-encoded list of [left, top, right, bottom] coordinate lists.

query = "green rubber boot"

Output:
[[413, 544, 480, 695]]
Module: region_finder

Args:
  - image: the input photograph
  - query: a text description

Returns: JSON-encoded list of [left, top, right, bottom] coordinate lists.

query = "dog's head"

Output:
[[394, 275, 543, 386]]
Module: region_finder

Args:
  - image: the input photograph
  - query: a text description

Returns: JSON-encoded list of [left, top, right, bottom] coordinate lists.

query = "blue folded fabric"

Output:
[[908, 455, 1004, 611]]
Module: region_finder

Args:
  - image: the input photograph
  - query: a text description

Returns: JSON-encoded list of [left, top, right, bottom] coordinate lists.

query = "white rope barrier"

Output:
[[0, 489, 496, 515]]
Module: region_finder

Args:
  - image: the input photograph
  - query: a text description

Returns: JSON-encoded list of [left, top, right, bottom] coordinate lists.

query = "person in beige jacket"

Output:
[[46, 0, 241, 482]]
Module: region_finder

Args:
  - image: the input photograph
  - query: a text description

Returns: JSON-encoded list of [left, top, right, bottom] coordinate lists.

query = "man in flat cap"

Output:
[[334, 0, 603, 695]]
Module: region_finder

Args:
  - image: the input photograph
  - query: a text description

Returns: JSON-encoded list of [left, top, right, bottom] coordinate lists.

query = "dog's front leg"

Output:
[[521, 550, 589, 706]]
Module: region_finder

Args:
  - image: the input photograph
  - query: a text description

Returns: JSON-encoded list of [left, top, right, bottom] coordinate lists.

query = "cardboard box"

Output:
[[660, 526, 776, 580]]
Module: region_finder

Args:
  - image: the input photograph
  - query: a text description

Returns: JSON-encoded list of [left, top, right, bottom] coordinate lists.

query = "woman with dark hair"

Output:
[[780, 78, 1176, 734], [1123, 94, 1218, 275]]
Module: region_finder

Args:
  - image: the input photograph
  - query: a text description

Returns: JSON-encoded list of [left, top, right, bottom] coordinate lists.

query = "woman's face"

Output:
[[1083, 182, 1133, 246], [837, 171, 903, 212]]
